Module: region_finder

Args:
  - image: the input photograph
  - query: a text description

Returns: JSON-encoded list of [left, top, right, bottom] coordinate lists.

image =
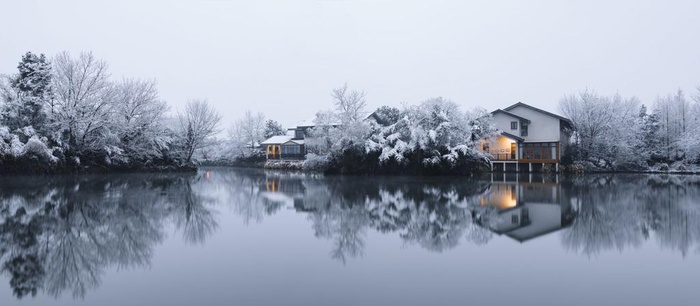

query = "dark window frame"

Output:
[[520, 123, 528, 137]]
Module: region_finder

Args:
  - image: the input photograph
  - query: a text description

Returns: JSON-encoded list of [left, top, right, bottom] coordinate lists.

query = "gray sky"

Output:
[[2, 0, 699, 128]]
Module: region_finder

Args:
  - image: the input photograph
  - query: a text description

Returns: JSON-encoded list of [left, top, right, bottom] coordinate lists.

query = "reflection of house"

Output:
[[258, 175, 306, 206], [483, 102, 573, 172], [479, 180, 574, 242]]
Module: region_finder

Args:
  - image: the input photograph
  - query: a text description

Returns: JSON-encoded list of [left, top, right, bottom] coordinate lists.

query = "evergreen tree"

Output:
[[2, 52, 52, 133], [263, 119, 286, 139], [372, 106, 401, 126], [638, 105, 664, 164]]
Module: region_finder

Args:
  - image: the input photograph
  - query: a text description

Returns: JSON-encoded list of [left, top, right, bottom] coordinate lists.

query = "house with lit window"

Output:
[[260, 118, 337, 160], [261, 135, 305, 160], [483, 102, 573, 172]]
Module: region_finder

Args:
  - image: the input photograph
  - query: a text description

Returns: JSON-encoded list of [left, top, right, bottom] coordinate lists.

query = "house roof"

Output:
[[293, 117, 341, 129], [261, 135, 306, 145], [500, 132, 524, 142], [261, 135, 293, 145], [503, 102, 573, 127], [295, 118, 316, 128], [491, 109, 531, 124]]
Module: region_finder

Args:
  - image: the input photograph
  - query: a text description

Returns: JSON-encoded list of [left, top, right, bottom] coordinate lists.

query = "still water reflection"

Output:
[[1, 168, 699, 305]]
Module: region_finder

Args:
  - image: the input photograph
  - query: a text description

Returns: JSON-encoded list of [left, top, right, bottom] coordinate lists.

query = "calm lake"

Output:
[[1, 167, 699, 306]]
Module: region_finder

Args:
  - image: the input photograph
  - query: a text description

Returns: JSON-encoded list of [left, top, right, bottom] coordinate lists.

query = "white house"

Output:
[[484, 102, 573, 172]]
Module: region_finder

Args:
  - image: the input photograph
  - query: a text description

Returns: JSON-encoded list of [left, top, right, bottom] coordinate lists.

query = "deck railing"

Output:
[[489, 153, 517, 161]]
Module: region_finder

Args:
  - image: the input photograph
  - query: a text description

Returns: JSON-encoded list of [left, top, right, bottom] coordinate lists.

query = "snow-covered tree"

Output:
[[560, 90, 642, 168], [51, 51, 114, 153], [305, 110, 339, 155], [112, 78, 170, 161], [683, 86, 700, 162], [370, 106, 401, 127], [366, 97, 495, 167], [263, 119, 286, 139], [178, 99, 221, 163], [1, 52, 52, 133], [637, 105, 664, 164], [653, 89, 690, 161], [306, 85, 371, 157], [228, 110, 265, 156], [332, 83, 367, 123]]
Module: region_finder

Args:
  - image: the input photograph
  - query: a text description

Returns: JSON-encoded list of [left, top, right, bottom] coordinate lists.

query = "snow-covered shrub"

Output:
[[22, 136, 55, 162], [303, 153, 330, 172], [9, 135, 23, 157], [364, 98, 496, 172], [0, 126, 10, 154]]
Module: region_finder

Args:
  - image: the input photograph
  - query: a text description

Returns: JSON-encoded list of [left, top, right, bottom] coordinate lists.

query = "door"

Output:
[[511, 143, 517, 160]]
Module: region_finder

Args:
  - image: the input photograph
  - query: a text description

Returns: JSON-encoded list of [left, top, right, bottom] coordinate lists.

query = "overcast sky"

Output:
[[2, 0, 699, 128]]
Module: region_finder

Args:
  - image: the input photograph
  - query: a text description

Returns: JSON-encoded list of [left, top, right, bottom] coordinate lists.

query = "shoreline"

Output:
[[208, 163, 700, 176]]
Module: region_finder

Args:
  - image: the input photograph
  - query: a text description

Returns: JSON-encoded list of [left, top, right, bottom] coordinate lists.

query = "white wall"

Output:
[[492, 112, 520, 134], [506, 106, 562, 142]]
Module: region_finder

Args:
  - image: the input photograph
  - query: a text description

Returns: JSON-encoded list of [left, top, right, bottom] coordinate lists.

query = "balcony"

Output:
[[489, 153, 517, 161]]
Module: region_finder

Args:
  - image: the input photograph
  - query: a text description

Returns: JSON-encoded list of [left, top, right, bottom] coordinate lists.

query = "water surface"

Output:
[[1, 168, 699, 305]]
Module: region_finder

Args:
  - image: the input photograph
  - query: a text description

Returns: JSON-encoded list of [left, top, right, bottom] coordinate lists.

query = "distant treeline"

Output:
[[222, 83, 700, 174], [0, 51, 222, 174], [218, 85, 498, 175], [560, 89, 700, 171]]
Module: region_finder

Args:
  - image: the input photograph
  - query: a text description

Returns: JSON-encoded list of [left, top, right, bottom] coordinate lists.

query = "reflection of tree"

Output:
[[3, 254, 43, 298], [287, 175, 492, 260], [401, 205, 471, 252], [211, 169, 493, 262], [0, 172, 217, 299], [170, 177, 218, 245], [643, 176, 700, 257], [225, 170, 700, 261], [562, 177, 645, 256], [309, 205, 369, 264], [211, 169, 272, 224], [562, 175, 700, 257], [6, 168, 700, 300]]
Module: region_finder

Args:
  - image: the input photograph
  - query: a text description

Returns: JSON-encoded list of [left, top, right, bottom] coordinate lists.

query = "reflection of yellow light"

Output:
[[480, 197, 517, 209], [501, 199, 517, 208], [481, 185, 517, 209]]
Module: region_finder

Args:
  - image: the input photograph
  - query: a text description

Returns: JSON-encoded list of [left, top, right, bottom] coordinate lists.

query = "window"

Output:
[[281, 145, 301, 155], [510, 121, 518, 130], [520, 123, 528, 137], [483, 143, 490, 152], [512, 215, 519, 224], [294, 129, 304, 139], [551, 145, 557, 160]]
